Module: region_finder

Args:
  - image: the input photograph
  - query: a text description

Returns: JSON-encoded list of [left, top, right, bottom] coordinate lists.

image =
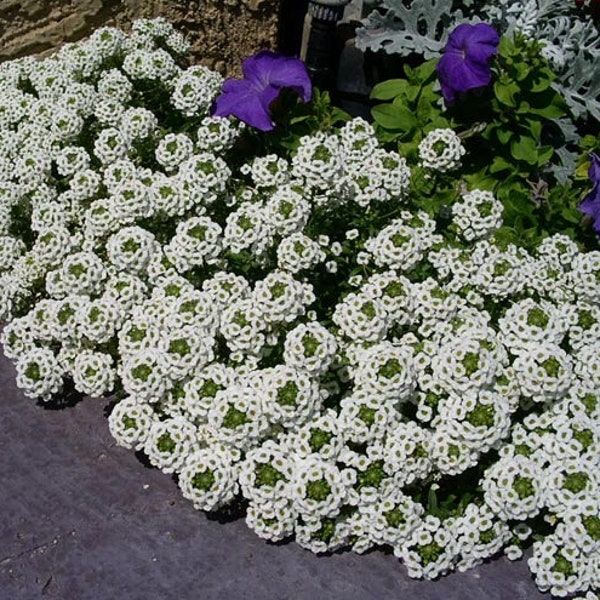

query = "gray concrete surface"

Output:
[[0, 351, 547, 600]]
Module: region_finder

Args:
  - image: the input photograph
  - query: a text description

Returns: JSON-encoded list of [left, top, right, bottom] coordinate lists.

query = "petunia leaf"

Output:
[[370, 79, 410, 101], [372, 104, 418, 131]]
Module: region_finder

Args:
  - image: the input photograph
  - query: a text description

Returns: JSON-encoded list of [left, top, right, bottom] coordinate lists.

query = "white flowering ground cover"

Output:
[[0, 18, 599, 600]]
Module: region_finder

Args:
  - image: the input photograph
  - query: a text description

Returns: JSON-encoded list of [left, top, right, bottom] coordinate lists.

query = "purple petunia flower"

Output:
[[212, 50, 312, 132], [579, 152, 600, 233], [436, 23, 500, 104]]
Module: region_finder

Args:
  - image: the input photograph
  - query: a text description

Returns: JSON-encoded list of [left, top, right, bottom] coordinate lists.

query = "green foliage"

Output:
[[369, 34, 598, 251], [371, 59, 450, 158], [359, 0, 600, 123]]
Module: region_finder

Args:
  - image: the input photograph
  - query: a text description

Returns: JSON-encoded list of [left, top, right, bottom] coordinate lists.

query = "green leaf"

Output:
[[289, 115, 311, 124], [576, 154, 593, 179], [537, 145, 554, 166], [427, 485, 439, 514], [510, 136, 538, 165], [494, 81, 519, 107], [513, 63, 531, 82], [525, 118, 542, 142], [412, 83, 437, 110], [528, 93, 566, 119], [498, 35, 515, 58], [416, 93, 434, 120], [529, 102, 564, 119], [529, 74, 552, 93], [426, 115, 451, 130], [489, 155, 513, 173], [371, 104, 418, 131], [463, 172, 496, 190], [497, 178, 526, 206], [397, 139, 419, 159], [560, 205, 582, 224], [413, 59, 438, 83], [496, 128, 512, 145], [370, 79, 410, 101], [330, 106, 352, 125], [377, 128, 403, 144]]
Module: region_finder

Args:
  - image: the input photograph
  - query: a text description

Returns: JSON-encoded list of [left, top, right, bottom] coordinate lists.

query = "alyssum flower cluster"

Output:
[[0, 19, 598, 599]]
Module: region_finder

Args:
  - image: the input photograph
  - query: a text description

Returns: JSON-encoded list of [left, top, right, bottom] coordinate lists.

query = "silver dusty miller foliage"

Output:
[[357, 0, 600, 123], [356, 0, 471, 59]]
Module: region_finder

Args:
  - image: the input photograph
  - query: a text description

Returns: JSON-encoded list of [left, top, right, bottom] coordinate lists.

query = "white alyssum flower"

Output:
[[482, 454, 545, 521], [223, 201, 272, 255], [264, 185, 311, 236], [255, 365, 322, 428], [512, 342, 573, 403], [155, 132, 194, 171], [195, 116, 241, 153], [398, 515, 459, 579], [455, 503, 512, 572], [239, 440, 294, 503], [15, 346, 64, 400], [276, 232, 326, 273], [242, 153, 290, 188], [201, 271, 250, 310], [498, 297, 569, 352], [71, 350, 116, 397], [452, 189, 503, 241], [290, 455, 356, 519], [283, 322, 338, 376], [332, 291, 389, 343], [120, 106, 158, 140], [353, 341, 415, 400], [119, 347, 170, 400], [93, 127, 130, 164], [207, 384, 269, 450], [252, 271, 315, 325], [108, 396, 157, 450], [170, 65, 223, 117], [418, 128, 466, 172], [164, 216, 222, 271], [219, 298, 267, 356], [528, 531, 594, 598], [291, 131, 343, 192], [143, 416, 197, 474], [365, 211, 437, 271], [178, 444, 241, 511], [55, 145, 91, 176], [106, 226, 159, 274]]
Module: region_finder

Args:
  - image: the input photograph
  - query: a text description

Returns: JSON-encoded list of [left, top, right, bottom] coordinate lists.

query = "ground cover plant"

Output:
[[0, 14, 599, 600]]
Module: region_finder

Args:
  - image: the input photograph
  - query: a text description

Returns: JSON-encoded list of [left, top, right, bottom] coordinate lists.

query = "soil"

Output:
[[0, 0, 283, 76]]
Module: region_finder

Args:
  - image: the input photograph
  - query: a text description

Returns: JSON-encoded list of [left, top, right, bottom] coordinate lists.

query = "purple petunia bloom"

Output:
[[436, 23, 500, 104], [212, 50, 312, 132], [579, 152, 600, 233]]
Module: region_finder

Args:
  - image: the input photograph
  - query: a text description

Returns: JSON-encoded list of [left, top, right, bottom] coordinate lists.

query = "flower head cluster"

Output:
[[418, 128, 466, 172], [452, 189, 504, 241]]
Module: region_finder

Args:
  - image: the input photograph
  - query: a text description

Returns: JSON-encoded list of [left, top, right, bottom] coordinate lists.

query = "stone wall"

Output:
[[0, 0, 283, 75]]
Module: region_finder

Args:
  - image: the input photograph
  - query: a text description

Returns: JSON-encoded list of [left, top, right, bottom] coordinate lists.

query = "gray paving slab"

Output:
[[0, 351, 547, 600]]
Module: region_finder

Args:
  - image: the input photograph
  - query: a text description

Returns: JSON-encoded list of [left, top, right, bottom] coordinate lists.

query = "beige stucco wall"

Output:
[[0, 0, 282, 75]]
